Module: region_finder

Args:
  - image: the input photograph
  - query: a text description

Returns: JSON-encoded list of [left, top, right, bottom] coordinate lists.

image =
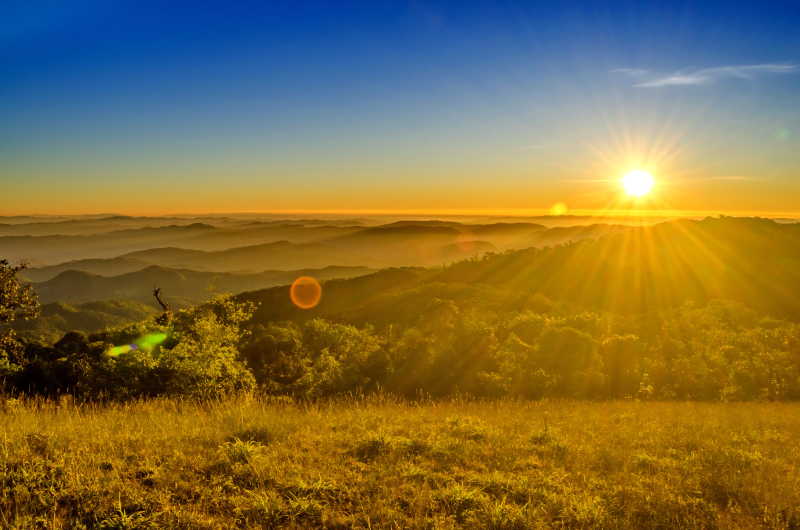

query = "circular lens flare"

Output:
[[621, 170, 655, 197], [550, 202, 568, 216], [290, 276, 322, 309]]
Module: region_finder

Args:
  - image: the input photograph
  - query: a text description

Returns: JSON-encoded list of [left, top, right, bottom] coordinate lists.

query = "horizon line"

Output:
[[2, 208, 800, 219]]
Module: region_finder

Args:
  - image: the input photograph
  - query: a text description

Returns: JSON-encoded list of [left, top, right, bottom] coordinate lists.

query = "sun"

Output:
[[621, 170, 655, 197]]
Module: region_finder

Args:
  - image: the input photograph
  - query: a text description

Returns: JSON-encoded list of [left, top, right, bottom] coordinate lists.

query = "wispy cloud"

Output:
[[610, 68, 649, 77], [612, 63, 797, 88], [708, 175, 761, 181]]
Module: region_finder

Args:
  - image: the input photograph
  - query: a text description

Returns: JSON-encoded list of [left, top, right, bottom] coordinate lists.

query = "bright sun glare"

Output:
[[621, 170, 655, 197]]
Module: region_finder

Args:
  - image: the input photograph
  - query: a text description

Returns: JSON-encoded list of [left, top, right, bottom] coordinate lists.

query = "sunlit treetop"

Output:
[[0, 260, 40, 324]]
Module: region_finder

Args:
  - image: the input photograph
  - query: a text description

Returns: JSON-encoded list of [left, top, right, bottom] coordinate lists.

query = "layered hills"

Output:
[[235, 217, 800, 326]]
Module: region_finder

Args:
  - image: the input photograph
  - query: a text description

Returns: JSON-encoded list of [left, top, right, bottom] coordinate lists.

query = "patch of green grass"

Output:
[[2, 397, 800, 528]]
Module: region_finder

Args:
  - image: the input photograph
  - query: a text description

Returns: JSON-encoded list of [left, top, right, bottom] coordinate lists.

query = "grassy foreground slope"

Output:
[[2, 398, 799, 528]]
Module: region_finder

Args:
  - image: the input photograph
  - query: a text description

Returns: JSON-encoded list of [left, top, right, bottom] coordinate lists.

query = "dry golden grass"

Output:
[[2, 396, 799, 528]]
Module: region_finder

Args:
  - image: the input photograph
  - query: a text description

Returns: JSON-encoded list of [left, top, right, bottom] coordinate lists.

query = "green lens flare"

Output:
[[108, 344, 132, 356], [107, 332, 168, 356], [138, 332, 167, 349]]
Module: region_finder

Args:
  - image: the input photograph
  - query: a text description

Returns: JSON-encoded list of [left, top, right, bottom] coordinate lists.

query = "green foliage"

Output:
[[0, 260, 40, 325], [7, 217, 800, 402], [3, 295, 255, 400], [157, 296, 256, 397], [600, 334, 643, 397], [7, 293, 800, 402], [8, 299, 158, 344], [242, 318, 383, 397], [235, 298, 800, 401], [1, 260, 40, 384]]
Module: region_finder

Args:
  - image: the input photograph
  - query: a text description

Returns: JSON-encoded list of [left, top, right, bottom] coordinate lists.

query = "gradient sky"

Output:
[[3, 1, 799, 215]]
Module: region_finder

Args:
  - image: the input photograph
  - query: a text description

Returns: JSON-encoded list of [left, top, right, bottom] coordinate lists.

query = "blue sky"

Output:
[[3, 1, 799, 214]]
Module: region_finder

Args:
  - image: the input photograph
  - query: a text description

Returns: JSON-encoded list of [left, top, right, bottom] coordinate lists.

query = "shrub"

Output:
[[5, 296, 256, 400]]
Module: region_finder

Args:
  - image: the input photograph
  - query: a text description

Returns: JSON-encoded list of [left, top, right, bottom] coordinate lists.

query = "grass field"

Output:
[[2, 397, 799, 529]]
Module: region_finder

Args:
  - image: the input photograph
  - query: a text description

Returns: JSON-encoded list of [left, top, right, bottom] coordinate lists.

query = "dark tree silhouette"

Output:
[[153, 287, 173, 325]]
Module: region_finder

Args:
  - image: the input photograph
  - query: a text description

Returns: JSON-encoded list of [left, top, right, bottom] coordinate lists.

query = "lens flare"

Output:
[[290, 276, 322, 309], [108, 344, 133, 356], [550, 202, 568, 216], [107, 332, 168, 356]]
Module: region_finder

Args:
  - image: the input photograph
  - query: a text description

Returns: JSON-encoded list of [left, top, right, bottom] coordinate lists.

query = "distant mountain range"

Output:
[[1, 223, 368, 265], [0, 215, 367, 235], [31, 265, 373, 305], [234, 217, 800, 326], [11, 216, 800, 338], [11, 220, 625, 276]]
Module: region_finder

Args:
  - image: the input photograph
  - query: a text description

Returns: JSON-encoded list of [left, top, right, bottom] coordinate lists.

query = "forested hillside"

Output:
[[4, 216, 800, 402], [9, 300, 159, 342], [31, 265, 373, 305], [5, 216, 631, 331], [238, 216, 800, 323]]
